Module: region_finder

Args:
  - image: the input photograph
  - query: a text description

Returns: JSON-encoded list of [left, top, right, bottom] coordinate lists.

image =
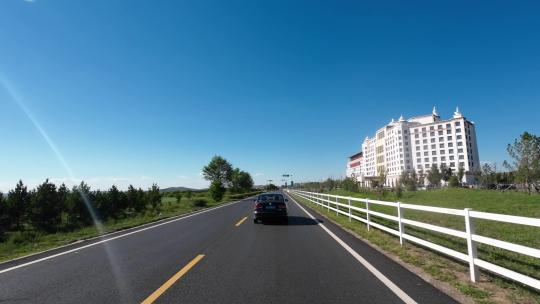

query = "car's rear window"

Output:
[[258, 194, 284, 202]]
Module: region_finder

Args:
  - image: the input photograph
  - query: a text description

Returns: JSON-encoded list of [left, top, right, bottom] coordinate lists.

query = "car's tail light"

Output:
[[278, 203, 287, 209], [255, 203, 264, 209]]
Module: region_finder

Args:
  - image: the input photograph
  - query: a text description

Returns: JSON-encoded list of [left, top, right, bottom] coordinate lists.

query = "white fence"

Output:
[[287, 189, 540, 291]]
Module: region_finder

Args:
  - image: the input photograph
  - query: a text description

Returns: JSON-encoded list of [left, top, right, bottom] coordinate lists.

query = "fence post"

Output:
[[366, 198, 371, 231], [348, 198, 351, 222], [464, 208, 480, 282], [336, 196, 339, 216], [397, 201, 405, 246], [327, 194, 330, 212]]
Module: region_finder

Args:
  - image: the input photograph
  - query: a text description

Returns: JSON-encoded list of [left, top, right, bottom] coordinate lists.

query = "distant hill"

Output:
[[160, 186, 204, 193]]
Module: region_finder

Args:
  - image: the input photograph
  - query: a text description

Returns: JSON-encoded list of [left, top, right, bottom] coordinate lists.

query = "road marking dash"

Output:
[[141, 254, 205, 304], [235, 216, 248, 227]]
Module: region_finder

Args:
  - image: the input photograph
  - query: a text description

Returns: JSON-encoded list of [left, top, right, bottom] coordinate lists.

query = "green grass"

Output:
[[0, 193, 248, 263], [324, 188, 540, 280], [291, 189, 540, 304]]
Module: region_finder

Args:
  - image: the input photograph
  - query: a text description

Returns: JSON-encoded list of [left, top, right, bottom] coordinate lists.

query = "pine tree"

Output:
[[7, 180, 30, 230]]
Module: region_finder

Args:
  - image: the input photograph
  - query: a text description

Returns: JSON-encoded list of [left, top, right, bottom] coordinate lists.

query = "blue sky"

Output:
[[1, 0, 539, 191]]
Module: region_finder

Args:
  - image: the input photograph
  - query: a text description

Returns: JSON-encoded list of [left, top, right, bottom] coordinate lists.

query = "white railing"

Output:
[[287, 189, 540, 290]]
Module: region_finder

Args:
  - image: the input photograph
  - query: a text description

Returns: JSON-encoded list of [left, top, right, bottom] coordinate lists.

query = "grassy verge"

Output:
[[0, 193, 249, 263], [291, 192, 540, 304], [321, 188, 540, 282]]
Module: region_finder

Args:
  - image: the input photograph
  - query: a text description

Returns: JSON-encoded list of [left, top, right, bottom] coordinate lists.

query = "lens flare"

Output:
[[0, 74, 133, 302]]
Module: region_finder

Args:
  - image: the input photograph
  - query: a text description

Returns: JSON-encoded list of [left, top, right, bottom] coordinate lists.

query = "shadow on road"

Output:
[[262, 216, 322, 226]]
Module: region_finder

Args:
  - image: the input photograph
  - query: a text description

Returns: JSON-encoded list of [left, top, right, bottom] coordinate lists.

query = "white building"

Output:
[[346, 152, 363, 181], [350, 107, 480, 187]]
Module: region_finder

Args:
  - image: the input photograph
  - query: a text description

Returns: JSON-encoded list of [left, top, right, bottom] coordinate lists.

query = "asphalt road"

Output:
[[0, 192, 457, 304]]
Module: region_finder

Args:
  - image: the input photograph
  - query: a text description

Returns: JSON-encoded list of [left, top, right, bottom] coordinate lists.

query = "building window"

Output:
[[457, 135, 462, 139], [459, 161, 465, 167], [440, 150, 445, 154], [438, 137, 443, 142], [415, 134, 419, 139], [423, 145, 428, 150], [449, 149, 454, 153], [456, 128, 462, 133], [446, 123, 451, 128], [441, 156, 446, 161], [450, 155, 455, 160], [447, 136, 453, 141], [416, 152, 421, 157], [430, 126, 435, 130], [459, 155, 464, 159], [417, 158, 422, 163], [424, 151, 428, 156], [424, 157, 429, 162], [416, 146, 420, 150], [430, 132, 435, 136], [455, 121, 461, 126], [417, 164, 422, 169], [431, 138, 435, 143], [438, 130, 443, 135], [422, 127, 426, 132], [432, 150, 437, 155], [439, 143, 445, 148], [447, 129, 451, 134], [458, 142, 463, 146], [415, 140, 420, 144], [450, 162, 455, 167], [431, 144, 436, 149], [425, 164, 430, 168], [433, 157, 437, 162], [438, 125, 443, 129], [448, 143, 454, 147], [458, 148, 463, 153]]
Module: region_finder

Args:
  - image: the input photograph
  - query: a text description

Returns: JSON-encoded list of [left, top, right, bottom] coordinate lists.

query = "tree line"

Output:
[[297, 131, 540, 195], [0, 180, 161, 240], [202, 155, 254, 202]]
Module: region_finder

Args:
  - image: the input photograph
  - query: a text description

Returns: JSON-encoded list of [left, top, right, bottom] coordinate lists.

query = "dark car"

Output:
[[253, 192, 288, 224]]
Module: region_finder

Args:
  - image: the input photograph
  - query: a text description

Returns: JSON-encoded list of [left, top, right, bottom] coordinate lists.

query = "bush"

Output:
[[395, 185, 403, 199], [449, 175, 460, 188], [209, 180, 226, 202], [192, 199, 208, 207], [341, 178, 358, 192]]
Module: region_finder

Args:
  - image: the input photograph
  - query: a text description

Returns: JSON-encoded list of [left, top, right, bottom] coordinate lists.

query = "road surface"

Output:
[[0, 192, 457, 304]]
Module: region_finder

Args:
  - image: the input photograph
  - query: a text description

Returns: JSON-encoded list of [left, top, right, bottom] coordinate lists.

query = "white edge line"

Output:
[[1, 201, 238, 265], [285, 192, 418, 304], [0, 198, 249, 275]]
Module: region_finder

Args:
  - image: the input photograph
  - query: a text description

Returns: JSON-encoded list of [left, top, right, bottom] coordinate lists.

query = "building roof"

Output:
[[348, 151, 363, 159]]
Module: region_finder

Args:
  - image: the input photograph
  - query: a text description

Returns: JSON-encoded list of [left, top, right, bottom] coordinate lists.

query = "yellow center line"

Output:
[[235, 216, 248, 227], [141, 254, 205, 304]]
